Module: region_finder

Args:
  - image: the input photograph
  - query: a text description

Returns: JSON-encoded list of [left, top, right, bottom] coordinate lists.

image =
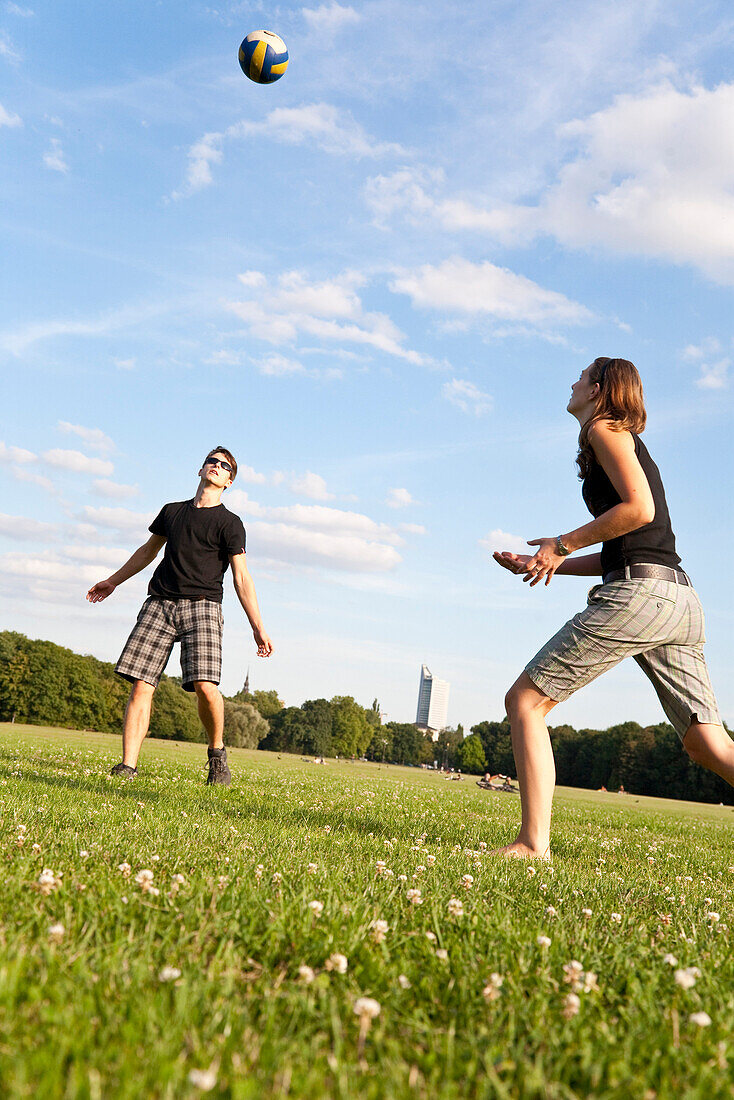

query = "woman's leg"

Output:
[[683, 722, 734, 786], [496, 672, 558, 858]]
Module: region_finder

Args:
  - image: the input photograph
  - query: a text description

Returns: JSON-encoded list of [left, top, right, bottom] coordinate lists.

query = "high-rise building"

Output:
[[415, 664, 450, 734]]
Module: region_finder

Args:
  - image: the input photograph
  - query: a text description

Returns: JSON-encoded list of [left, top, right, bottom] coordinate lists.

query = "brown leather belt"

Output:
[[603, 564, 690, 586]]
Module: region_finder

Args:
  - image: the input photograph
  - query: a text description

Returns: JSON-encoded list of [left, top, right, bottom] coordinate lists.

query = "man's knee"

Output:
[[130, 680, 155, 702], [194, 680, 221, 702]]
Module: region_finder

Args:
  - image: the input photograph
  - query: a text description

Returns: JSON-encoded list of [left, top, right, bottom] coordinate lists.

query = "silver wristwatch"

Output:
[[555, 535, 571, 556]]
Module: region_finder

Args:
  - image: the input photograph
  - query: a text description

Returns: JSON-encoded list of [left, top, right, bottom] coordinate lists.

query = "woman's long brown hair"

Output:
[[576, 357, 647, 478]]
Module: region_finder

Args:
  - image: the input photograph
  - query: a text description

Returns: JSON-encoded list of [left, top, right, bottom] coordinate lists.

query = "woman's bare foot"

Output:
[[489, 841, 551, 861]]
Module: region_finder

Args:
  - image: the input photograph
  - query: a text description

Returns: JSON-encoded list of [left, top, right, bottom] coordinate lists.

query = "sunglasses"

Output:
[[204, 456, 233, 473]]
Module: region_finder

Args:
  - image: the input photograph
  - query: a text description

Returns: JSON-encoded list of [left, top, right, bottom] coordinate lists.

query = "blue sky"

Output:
[[1, 0, 732, 733]]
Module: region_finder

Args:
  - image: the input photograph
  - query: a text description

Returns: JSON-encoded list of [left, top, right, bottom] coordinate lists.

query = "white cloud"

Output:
[[236, 464, 268, 485], [442, 378, 493, 417], [289, 471, 334, 501], [13, 466, 54, 491], [80, 506, 153, 533], [479, 529, 529, 555], [399, 522, 426, 535], [58, 421, 115, 454], [0, 102, 21, 127], [60, 544, 130, 568], [0, 441, 36, 464], [0, 31, 20, 63], [391, 258, 594, 327], [42, 449, 113, 477], [174, 103, 404, 198], [302, 2, 360, 35], [696, 359, 730, 390], [91, 479, 140, 500], [257, 353, 306, 376], [114, 357, 136, 370], [43, 137, 69, 173], [224, 490, 417, 574], [0, 513, 57, 540], [227, 269, 427, 365], [386, 488, 414, 509], [6, 4, 35, 15]]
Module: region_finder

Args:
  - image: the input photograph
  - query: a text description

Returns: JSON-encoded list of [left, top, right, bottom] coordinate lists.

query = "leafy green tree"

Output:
[[300, 698, 333, 756], [471, 719, 514, 774], [383, 722, 422, 765], [223, 700, 269, 748], [0, 632, 31, 722], [435, 726, 463, 769], [330, 696, 372, 758], [231, 688, 283, 719], [456, 733, 487, 775]]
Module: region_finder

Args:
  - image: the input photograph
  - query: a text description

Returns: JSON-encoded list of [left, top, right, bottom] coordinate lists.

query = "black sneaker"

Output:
[[207, 747, 231, 786], [109, 763, 138, 779]]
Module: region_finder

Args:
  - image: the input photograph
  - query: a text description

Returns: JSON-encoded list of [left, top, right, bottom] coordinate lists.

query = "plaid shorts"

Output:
[[524, 577, 721, 740], [115, 597, 223, 692]]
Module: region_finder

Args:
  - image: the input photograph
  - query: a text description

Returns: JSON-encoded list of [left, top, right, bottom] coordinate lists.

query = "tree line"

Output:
[[0, 631, 731, 804]]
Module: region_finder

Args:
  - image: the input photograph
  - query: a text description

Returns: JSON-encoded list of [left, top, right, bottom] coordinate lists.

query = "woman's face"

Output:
[[567, 364, 599, 418]]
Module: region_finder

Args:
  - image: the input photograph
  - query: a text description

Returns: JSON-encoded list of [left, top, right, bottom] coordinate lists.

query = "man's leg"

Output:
[[194, 680, 224, 748], [121, 680, 156, 768], [496, 672, 558, 858], [683, 722, 734, 786]]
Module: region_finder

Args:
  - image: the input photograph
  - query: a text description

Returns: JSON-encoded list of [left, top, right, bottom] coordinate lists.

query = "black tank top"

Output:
[[581, 433, 681, 575]]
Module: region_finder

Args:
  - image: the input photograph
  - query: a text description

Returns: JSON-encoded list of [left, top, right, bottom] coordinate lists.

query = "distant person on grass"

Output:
[[86, 447, 273, 786], [493, 358, 729, 859]]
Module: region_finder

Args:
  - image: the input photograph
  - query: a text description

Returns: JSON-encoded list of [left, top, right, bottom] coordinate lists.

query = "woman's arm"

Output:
[[498, 423, 654, 587]]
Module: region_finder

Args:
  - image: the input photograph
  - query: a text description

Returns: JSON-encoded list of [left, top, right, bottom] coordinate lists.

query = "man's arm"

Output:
[[230, 552, 273, 656], [493, 551, 602, 577], [86, 534, 166, 603]]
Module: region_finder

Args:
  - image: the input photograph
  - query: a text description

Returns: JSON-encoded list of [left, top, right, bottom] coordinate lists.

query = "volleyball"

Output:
[[238, 30, 289, 84]]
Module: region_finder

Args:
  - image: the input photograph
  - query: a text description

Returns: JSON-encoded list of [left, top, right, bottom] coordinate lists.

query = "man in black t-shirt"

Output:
[[86, 446, 273, 785]]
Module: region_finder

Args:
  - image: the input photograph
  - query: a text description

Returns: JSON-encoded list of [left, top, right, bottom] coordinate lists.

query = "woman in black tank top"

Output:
[[490, 357, 729, 861]]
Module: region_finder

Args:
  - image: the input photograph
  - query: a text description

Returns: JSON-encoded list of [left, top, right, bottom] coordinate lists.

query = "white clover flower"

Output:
[[537, 935, 552, 948], [689, 1011, 712, 1027], [31, 843, 41, 853], [118, 862, 132, 878], [674, 967, 701, 990], [308, 900, 324, 918], [426, 854, 437, 865], [171, 873, 185, 886], [375, 860, 387, 876], [325, 953, 348, 974], [254, 864, 264, 880], [151, 854, 160, 862], [370, 919, 389, 944], [353, 997, 381, 1020], [48, 923, 65, 943], [663, 954, 678, 967], [134, 869, 155, 893], [79, 850, 89, 859], [545, 905, 558, 918], [581, 908, 593, 919], [562, 992, 581, 1019], [583, 971, 599, 993], [398, 974, 411, 989], [707, 911, 720, 923], [526, 866, 536, 877], [271, 872, 282, 885], [563, 961, 585, 986], [436, 948, 449, 961], [307, 863, 318, 874], [37, 868, 62, 895], [406, 888, 423, 906], [448, 897, 464, 918], [188, 1068, 217, 1091], [159, 966, 182, 982], [482, 973, 504, 1002], [610, 912, 622, 924], [298, 964, 315, 983], [461, 874, 474, 891]]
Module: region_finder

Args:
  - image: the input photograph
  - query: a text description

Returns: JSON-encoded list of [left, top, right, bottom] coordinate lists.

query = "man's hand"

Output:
[[523, 538, 565, 586], [253, 626, 273, 657], [492, 551, 532, 576], [86, 579, 116, 603]]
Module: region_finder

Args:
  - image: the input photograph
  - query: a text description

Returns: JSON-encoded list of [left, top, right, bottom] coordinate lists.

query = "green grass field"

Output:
[[2, 722, 734, 1099]]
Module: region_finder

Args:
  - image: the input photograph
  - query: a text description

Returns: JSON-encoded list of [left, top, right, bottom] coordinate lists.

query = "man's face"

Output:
[[199, 454, 233, 490]]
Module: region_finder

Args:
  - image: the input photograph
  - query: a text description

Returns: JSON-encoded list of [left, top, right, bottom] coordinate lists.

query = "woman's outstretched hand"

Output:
[[523, 538, 565, 586], [492, 551, 532, 576]]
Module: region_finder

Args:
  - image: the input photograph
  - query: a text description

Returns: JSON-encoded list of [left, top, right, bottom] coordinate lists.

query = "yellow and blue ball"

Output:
[[238, 30, 289, 84]]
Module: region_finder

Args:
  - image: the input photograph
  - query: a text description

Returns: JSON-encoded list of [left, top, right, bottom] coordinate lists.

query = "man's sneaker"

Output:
[[207, 747, 231, 786], [109, 763, 137, 779]]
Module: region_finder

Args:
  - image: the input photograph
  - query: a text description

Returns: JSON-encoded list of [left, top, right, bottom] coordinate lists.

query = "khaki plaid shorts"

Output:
[[525, 578, 721, 740], [115, 597, 223, 692]]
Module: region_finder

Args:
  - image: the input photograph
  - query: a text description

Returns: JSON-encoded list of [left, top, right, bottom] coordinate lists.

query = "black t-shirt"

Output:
[[147, 500, 246, 603], [581, 433, 680, 575]]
